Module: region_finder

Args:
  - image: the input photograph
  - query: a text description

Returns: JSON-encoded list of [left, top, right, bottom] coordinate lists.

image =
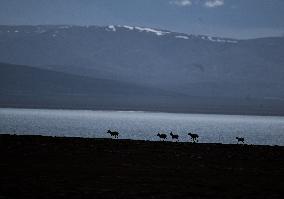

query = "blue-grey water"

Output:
[[0, 108, 284, 145]]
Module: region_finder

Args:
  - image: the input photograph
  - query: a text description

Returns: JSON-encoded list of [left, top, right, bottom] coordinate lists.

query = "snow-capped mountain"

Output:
[[0, 25, 283, 114], [0, 24, 239, 43]]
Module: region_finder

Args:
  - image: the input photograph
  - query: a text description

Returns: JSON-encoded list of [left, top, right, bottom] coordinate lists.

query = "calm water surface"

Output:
[[0, 108, 284, 145]]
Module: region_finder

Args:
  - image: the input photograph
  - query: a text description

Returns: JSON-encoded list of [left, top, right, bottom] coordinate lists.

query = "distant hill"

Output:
[[0, 62, 283, 115], [0, 25, 283, 115], [0, 62, 186, 111]]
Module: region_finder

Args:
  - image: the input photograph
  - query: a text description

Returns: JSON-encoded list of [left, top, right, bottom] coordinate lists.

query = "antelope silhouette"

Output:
[[236, 137, 245, 144], [188, 133, 199, 143], [170, 132, 179, 141], [157, 133, 167, 141], [107, 130, 119, 138]]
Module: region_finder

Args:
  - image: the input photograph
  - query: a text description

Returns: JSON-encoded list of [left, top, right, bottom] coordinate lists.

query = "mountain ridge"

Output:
[[0, 25, 283, 115]]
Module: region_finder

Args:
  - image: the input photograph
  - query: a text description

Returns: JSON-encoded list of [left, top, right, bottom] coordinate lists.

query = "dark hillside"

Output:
[[0, 134, 283, 198]]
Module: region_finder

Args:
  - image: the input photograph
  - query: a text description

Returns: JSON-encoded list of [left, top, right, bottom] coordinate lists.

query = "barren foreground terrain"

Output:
[[0, 134, 283, 198]]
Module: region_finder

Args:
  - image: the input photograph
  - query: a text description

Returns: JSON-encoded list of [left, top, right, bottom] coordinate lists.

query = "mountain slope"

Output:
[[0, 62, 283, 115], [0, 25, 283, 115], [0, 62, 187, 111], [0, 25, 283, 98]]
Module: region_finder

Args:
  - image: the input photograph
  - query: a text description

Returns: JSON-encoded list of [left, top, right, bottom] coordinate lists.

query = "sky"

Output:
[[0, 0, 284, 39]]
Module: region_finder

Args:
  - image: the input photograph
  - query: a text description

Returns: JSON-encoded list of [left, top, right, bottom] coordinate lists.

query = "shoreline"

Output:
[[1, 133, 283, 147], [1, 106, 284, 118], [1, 104, 283, 117], [1, 134, 284, 198]]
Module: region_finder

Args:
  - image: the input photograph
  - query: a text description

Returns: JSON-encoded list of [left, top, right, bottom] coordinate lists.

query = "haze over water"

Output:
[[0, 108, 283, 146]]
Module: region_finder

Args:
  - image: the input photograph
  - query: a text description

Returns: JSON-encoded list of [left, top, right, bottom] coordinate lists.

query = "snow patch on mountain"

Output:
[[107, 25, 116, 32], [204, 36, 238, 43], [175, 35, 189, 40], [122, 25, 134, 30], [134, 26, 170, 36]]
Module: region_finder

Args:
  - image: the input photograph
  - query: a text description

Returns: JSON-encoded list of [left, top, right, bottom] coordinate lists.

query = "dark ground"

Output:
[[0, 134, 283, 199]]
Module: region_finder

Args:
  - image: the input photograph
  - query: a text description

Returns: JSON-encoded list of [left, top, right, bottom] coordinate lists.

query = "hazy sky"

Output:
[[0, 0, 284, 38]]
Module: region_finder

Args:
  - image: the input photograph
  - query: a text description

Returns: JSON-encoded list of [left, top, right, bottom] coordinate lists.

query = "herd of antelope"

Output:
[[107, 129, 245, 144]]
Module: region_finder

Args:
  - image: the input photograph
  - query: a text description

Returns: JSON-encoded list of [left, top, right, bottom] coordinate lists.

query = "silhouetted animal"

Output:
[[170, 132, 179, 141], [188, 133, 199, 142], [157, 133, 167, 141], [107, 130, 119, 138], [236, 137, 245, 144]]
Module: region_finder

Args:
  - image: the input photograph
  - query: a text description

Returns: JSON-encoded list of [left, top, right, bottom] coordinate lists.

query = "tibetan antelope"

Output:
[[236, 137, 245, 144], [107, 130, 119, 138], [188, 132, 199, 143], [157, 133, 167, 141], [170, 132, 179, 141]]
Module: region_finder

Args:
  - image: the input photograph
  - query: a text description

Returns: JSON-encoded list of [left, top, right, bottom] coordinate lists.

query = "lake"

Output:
[[0, 108, 284, 145]]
